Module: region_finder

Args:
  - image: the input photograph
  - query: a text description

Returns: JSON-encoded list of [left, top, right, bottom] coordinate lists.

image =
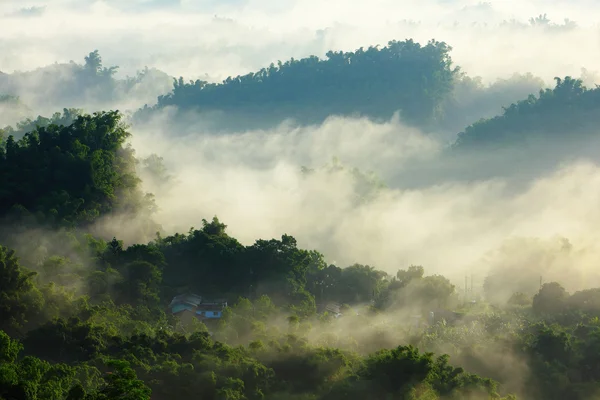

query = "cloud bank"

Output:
[[3, 0, 600, 298], [130, 110, 600, 295], [0, 0, 599, 84]]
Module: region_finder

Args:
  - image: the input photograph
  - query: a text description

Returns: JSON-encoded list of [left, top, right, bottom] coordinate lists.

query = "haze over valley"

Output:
[[2, 1, 600, 399]]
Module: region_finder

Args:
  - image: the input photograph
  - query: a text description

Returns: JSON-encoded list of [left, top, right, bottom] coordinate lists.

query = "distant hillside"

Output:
[[438, 73, 545, 135], [453, 77, 600, 149], [0, 51, 173, 114], [136, 40, 549, 135], [142, 39, 459, 127]]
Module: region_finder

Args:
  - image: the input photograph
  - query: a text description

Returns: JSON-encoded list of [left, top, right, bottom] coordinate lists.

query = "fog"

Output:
[[2, 0, 597, 132], [130, 110, 600, 295], [1, 0, 598, 297], [1, 0, 599, 84], [3, 3, 600, 397]]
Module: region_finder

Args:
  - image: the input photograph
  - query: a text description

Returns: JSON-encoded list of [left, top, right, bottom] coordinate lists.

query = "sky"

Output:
[[1, 0, 600, 83]]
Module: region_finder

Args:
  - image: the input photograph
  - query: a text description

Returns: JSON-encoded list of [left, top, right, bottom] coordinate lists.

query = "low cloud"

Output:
[[0, 0, 599, 85], [128, 110, 600, 297]]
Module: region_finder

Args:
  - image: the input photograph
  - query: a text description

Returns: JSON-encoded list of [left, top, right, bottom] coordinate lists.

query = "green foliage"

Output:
[[454, 76, 600, 149], [0, 330, 22, 363], [0, 110, 154, 228], [533, 282, 569, 315], [115, 260, 162, 306], [376, 267, 456, 312], [155, 222, 324, 310], [150, 39, 458, 127], [0, 246, 42, 336], [13, 80, 600, 399], [0, 231, 517, 400], [324, 345, 501, 400], [0, 108, 82, 140], [95, 360, 151, 400], [439, 72, 545, 133]]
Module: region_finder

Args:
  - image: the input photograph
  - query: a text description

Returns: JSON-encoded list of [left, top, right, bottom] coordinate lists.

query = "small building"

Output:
[[169, 293, 228, 324], [194, 303, 226, 320]]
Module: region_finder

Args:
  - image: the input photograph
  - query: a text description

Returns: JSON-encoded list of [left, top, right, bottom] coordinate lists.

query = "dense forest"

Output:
[[1, 43, 547, 135], [134, 40, 544, 134], [453, 76, 600, 149], [3, 25, 600, 399], [147, 39, 457, 127], [3, 110, 600, 399]]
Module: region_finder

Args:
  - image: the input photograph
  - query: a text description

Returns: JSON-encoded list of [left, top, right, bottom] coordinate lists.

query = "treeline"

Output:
[[6, 111, 600, 399], [0, 307, 505, 400], [453, 76, 600, 149], [7, 110, 600, 399], [0, 214, 504, 400], [6, 224, 600, 399], [0, 111, 512, 399], [132, 39, 551, 135], [0, 110, 154, 229], [142, 39, 458, 127], [9, 39, 600, 151], [3, 42, 551, 137], [0, 108, 81, 140]]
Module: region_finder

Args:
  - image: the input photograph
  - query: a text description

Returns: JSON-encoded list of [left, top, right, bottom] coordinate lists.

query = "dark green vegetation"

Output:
[[3, 31, 600, 399], [147, 39, 457, 126], [135, 40, 543, 134], [0, 111, 512, 400], [0, 110, 154, 228], [454, 76, 600, 149], [0, 42, 549, 138], [3, 111, 600, 400]]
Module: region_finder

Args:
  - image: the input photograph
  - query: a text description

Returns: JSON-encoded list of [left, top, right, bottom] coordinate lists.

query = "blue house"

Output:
[[195, 303, 226, 320], [168, 293, 228, 323]]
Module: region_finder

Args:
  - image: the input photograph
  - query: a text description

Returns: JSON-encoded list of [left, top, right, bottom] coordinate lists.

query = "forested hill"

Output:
[[141, 39, 458, 127], [7, 110, 600, 399], [0, 110, 156, 230], [453, 76, 600, 150], [0, 111, 513, 400]]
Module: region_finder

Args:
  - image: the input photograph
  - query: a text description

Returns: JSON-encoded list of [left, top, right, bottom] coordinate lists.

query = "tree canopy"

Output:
[[0, 110, 154, 228], [146, 39, 458, 127], [5, 33, 600, 400], [453, 76, 600, 149]]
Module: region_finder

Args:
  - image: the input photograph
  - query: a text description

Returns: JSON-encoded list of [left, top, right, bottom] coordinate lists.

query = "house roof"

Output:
[[169, 293, 203, 307], [168, 292, 228, 313]]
